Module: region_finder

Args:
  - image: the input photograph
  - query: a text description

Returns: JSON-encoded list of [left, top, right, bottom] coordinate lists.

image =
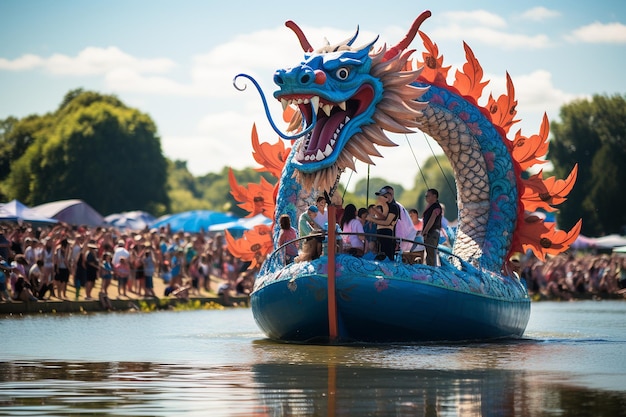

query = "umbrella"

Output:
[[105, 210, 156, 231], [150, 210, 239, 233], [208, 213, 272, 232]]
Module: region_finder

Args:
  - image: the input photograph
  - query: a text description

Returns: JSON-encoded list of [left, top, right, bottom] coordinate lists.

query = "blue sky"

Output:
[[1, 0, 625, 190]]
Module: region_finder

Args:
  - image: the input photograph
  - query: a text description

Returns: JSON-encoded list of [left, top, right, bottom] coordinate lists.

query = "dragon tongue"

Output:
[[308, 111, 344, 156]]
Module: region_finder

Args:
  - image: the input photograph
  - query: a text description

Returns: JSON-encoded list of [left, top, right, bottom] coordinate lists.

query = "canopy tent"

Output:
[[150, 210, 239, 233], [208, 213, 272, 232], [570, 234, 596, 250], [30, 199, 105, 227], [104, 210, 156, 231], [0, 199, 58, 226], [592, 234, 626, 249], [612, 245, 626, 254]]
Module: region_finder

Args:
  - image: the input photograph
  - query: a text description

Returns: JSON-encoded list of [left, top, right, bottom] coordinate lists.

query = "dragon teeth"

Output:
[[323, 144, 333, 157], [310, 96, 319, 116]]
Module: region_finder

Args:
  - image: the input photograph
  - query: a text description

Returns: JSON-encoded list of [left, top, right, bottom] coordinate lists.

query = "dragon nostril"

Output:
[[274, 74, 284, 85], [300, 74, 311, 84]]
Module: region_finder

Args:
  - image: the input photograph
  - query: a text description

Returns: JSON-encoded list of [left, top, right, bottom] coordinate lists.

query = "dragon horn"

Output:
[[346, 26, 360, 46], [383, 10, 432, 61], [285, 20, 314, 52]]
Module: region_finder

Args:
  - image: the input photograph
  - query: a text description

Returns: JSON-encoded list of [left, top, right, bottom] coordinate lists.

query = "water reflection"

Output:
[[1, 360, 625, 417]]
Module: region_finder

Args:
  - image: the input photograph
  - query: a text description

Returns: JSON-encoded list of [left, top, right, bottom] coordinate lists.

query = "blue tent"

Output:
[[151, 210, 239, 233], [208, 213, 272, 232]]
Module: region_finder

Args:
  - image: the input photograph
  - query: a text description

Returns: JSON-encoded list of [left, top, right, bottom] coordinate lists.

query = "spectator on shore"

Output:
[[84, 242, 100, 300], [54, 239, 71, 299], [100, 252, 114, 297], [114, 257, 130, 297], [143, 243, 157, 298], [0, 259, 12, 301]]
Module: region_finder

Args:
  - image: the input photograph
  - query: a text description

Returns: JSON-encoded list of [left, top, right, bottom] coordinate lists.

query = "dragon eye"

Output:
[[335, 67, 350, 80]]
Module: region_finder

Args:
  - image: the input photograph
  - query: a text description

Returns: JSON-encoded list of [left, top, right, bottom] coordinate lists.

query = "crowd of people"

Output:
[[520, 252, 626, 300], [279, 185, 445, 265], [2, 187, 624, 305], [0, 221, 255, 304]]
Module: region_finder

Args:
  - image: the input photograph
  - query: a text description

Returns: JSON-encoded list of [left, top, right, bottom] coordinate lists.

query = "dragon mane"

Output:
[[283, 27, 428, 192]]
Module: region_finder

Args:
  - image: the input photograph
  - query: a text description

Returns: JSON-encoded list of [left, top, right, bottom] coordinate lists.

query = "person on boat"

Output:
[[422, 188, 443, 266], [408, 209, 425, 263], [367, 186, 399, 261], [363, 205, 379, 256], [340, 204, 365, 257], [277, 214, 299, 264], [330, 193, 345, 225], [298, 205, 322, 237], [312, 196, 328, 229], [298, 205, 323, 261]]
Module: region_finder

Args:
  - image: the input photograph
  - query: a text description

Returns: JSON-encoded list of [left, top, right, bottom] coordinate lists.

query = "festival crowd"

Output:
[[0, 221, 255, 304], [1, 186, 624, 304]]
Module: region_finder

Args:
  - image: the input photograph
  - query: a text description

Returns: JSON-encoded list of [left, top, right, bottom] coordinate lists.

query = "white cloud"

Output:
[[432, 11, 551, 49], [0, 46, 176, 76], [441, 10, 507, 28], [520, 7, 561, 21], [430, 25, 551, 49], [0, 54, 44, 70], [162, 110, 280, 176], [568, 22, 626, 44], [104, 68, 196, 95]]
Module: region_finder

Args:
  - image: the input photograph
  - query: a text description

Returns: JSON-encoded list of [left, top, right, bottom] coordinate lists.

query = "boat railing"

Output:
[[266, 230, 474, 273]]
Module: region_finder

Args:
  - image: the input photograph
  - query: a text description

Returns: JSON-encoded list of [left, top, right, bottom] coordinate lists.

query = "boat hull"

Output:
[[251, 254, 530, 343]]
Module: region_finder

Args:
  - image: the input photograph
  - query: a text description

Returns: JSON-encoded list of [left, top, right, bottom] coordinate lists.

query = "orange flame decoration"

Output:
[[226, 124, 291, 264], [227, 27, 581, 264], [414, 31, 581, 261], [225, 224, 274, 269]]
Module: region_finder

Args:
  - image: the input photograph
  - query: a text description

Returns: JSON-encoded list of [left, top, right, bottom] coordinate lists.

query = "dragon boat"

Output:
[[229, 11, 581, 343]]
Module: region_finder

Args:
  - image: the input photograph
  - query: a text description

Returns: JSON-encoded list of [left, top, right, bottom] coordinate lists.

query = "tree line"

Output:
[[1, 89, 624, 236]]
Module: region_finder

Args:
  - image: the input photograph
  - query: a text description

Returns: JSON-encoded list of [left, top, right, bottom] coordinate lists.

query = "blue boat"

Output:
[[234, 11, 580, 343]]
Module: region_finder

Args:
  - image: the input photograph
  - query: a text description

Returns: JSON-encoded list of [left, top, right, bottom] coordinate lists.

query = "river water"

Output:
[[1, 301, 625, 416]]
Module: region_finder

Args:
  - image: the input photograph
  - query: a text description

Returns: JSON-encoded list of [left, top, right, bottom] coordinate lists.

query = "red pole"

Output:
[[327, 204, 338, 341]]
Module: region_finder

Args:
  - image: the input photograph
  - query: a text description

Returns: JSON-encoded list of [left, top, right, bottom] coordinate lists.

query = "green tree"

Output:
[[3, 90, 169, 215], [549, 94, 626, 235]]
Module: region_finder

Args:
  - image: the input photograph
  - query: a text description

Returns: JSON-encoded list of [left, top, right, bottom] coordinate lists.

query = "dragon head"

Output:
[[274, 13, 431, 192]]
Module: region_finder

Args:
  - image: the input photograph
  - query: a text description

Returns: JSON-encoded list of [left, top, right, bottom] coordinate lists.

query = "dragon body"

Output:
[[229, 11, 581, 342]]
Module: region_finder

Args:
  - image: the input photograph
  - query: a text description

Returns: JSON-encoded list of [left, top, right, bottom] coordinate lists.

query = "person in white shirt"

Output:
[[312, 196, 329, 229]]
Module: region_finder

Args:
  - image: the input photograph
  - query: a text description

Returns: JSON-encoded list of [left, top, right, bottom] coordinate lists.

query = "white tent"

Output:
[[104, 210, 156, 231], [0, 199, 57, 225], [612, 245, 626, 254], [30, 199, 105, 227], [592, 234, 626, 249]]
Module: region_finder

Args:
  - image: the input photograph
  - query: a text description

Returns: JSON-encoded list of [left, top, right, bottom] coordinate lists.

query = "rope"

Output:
[[405, 134, 428, 189], [422, 132, 457, 202]]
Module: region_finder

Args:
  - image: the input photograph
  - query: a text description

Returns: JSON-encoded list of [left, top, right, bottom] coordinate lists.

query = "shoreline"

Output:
[[1, 274, 249, 316]]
